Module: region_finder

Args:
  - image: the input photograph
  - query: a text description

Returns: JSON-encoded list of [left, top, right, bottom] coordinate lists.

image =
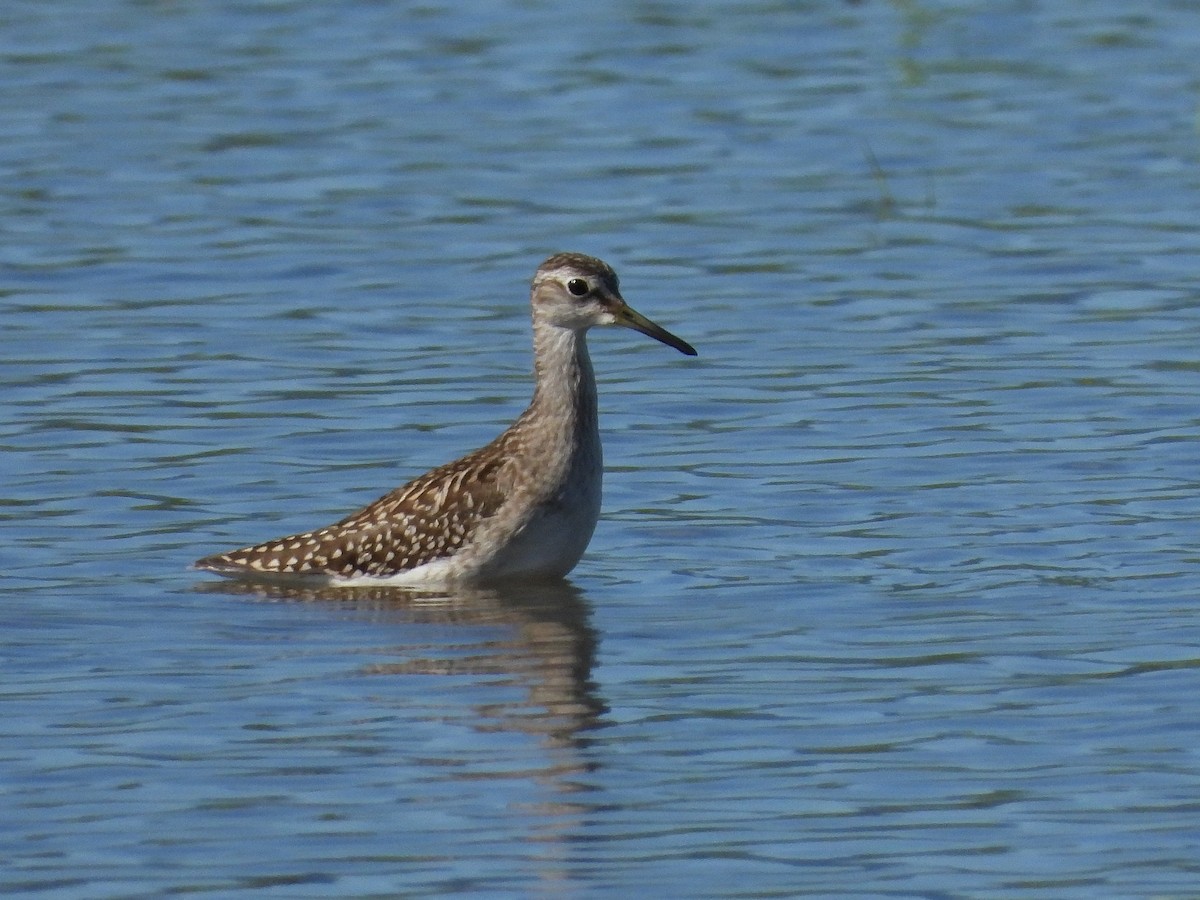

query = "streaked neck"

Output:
[[529, 322, 598, 439]]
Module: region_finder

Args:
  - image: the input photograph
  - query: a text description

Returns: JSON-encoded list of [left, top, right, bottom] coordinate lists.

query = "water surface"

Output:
[[4, 1, 1200, 897]]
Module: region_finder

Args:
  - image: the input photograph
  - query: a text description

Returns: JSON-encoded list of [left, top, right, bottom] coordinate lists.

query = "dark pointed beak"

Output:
[[611, 302, 697, 356]]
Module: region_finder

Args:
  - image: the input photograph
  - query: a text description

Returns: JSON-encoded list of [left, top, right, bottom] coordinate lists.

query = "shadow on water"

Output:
[[191, 577, 608, 753]]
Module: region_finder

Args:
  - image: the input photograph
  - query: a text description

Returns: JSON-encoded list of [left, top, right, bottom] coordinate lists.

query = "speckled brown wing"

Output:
[[194, 445, 509, 580]]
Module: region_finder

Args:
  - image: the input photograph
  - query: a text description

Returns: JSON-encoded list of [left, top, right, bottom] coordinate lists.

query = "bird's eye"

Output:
[[566, 278, 589, 297]]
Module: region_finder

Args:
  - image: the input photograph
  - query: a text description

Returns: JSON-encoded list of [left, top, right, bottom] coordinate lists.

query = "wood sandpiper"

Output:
[[194, 252, 696, 586]]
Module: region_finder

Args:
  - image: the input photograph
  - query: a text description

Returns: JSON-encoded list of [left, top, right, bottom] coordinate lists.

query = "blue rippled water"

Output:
[[3, 1, 1200, 897]]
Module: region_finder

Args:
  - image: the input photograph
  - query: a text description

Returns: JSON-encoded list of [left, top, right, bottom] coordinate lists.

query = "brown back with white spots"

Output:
[[194, 437, 510, 579]]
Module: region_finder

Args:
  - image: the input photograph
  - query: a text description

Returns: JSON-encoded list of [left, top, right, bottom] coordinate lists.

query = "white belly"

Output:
[[483, 488, 601, 579]]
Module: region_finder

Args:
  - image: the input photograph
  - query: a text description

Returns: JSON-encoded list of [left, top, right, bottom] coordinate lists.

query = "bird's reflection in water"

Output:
[[196, 578, 607, 751], [196, 578, 605, 883]]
